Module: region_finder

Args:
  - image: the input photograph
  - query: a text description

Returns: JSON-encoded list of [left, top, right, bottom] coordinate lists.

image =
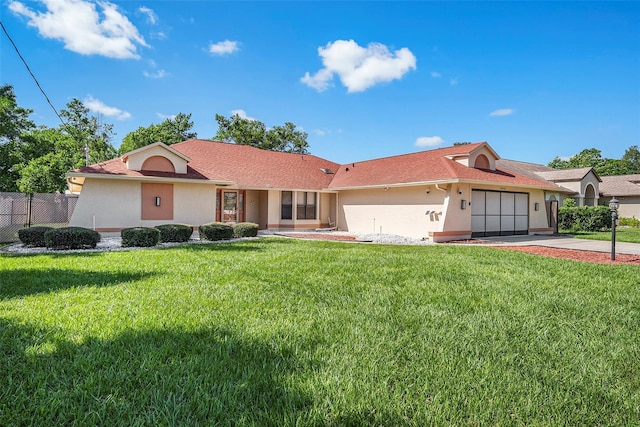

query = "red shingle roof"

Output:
[[73, 140, 340, 190], [72, 140, 559, 191], [172, 140, 341, 189], [327, 143, 558, 189]]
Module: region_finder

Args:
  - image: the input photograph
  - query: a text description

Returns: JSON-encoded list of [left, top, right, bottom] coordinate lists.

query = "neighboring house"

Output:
[[496, 159, 601, 207], [67, 140, 582, 242], [599, 174, 640, 219]]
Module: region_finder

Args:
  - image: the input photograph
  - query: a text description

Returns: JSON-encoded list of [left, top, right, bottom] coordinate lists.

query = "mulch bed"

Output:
[[278, 233, 640, 265]]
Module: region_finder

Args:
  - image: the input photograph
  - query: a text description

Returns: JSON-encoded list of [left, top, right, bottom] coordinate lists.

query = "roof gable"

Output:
[[444, 142, 500, 170], [536, 167, 601, 182], [123, 142, 191, 174]]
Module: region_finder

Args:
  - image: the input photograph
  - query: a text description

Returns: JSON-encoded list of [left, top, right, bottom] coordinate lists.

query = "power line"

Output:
[[1, 20, 65, 125]]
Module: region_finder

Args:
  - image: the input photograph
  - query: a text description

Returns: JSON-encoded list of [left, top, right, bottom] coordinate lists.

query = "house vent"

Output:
[[321, 168, 335, 174]]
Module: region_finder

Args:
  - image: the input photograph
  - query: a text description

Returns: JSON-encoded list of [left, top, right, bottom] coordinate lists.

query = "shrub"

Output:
[[44, 227, 100, 250], [199, 222, 233, 241], [233, 222, 259, 238], [18, 226, 54, 247], [558, 206, 611, 232], [620, 217, 640, 228], [155, 224, 193, 243], [121, 227, 160, 247]]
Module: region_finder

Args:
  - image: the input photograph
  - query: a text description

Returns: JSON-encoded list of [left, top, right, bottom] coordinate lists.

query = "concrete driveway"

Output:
[[477, 234, 640, 255]]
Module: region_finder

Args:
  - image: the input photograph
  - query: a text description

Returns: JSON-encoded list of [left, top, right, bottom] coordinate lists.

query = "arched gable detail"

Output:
[[474, 154, 491, 169], [583, 182, 597, 206], [141, 156, 176, 173]]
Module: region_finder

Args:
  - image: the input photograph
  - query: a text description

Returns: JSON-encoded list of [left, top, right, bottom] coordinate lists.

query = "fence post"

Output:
[[27, 193, 33, 228]]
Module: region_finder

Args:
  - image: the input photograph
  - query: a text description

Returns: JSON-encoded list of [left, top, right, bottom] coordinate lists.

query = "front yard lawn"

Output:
[[1, 238, 638, 425], [564, 227, 640, 243]]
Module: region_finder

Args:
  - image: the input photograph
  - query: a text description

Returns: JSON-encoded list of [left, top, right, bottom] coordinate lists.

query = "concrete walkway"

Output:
[[476, 234, 640, 255]]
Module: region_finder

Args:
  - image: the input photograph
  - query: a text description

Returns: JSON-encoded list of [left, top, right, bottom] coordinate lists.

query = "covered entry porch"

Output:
[[214, 188, 338, 231]]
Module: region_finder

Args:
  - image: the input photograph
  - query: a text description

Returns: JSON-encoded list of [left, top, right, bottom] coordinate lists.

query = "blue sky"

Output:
[[2, 1, 638, 166]]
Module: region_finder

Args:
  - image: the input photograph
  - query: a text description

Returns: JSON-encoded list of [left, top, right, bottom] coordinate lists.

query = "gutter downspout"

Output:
[[435, 184, 448, 193], [434, 184, 450, 235], [335, 192, 339, 230]]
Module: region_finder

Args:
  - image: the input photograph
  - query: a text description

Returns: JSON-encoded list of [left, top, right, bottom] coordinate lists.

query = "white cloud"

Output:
[[415, 136, 444, 148], [9, 0, 148, 59], [490, 108, 515, 117], [151, 31, 167, 40], [209, 40, 239, 55], [156, 113, 176, 120], [301, 39, 417, 93], [449, 77, 458, 86], [430, 71, 441, 78], [313, 129, 327, 136], [230, 109, 256, 121], [143, 69, 167, 79], [83, 96, 131, 120], [138, 6, 157, 24]]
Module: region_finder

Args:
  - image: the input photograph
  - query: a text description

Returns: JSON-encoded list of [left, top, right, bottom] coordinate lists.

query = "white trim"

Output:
[[120, 141, 192, 162], [66, 172, 233, 186]]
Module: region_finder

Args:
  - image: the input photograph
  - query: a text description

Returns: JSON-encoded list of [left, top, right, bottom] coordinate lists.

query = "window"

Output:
[[281, 191, 292, 220], [296, 191, 316, 219]]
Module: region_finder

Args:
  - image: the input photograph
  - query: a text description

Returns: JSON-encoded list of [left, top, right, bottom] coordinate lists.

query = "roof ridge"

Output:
[[174, 138, 340, 165], [338, 142, 486, 166]]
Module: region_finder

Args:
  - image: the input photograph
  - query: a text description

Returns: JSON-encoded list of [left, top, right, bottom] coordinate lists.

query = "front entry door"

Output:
[[222, 191, 238, 223]]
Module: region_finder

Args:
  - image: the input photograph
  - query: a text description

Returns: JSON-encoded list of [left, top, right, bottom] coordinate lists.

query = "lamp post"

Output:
[[609, 197, 619, 261]]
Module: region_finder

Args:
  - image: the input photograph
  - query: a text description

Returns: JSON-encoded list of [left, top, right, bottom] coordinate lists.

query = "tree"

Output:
[[0, 85, 35, 144], [265, 122, 310, 153], [161, 113, 197, 144], [567, 148, 603, 169], [0, 85, 36, 191], [547, 156, 570, 170], [547, 146, 640, 176], [17, 150, 75, 194], [213, 114, 309, 154], [595, 159, 630, 176], [0, 139, 24, 192], [15, 128, 81, 193], [621, 145, 640, 174], [119, 113, 197, 155], [15, 99, 117, 193], [60, 98, 116, 165]]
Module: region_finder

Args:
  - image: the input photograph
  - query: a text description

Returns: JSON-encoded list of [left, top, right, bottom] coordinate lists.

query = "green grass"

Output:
[[563, 227, 640, 243], [1, 238, 638, 426]]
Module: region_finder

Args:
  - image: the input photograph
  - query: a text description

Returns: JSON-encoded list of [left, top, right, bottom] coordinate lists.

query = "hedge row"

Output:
[[123, 222, 258, 246], [121, 224, 196, 247], [18, 226, 101, 250], [156, 224, 193, 242], [199, 222, 259, 241], [18, 222, 259, 250], [121, 227, 160, 247], [620, 217, 640, 228], [18, 226, 54, 247], [558, 205, 611, 232]]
